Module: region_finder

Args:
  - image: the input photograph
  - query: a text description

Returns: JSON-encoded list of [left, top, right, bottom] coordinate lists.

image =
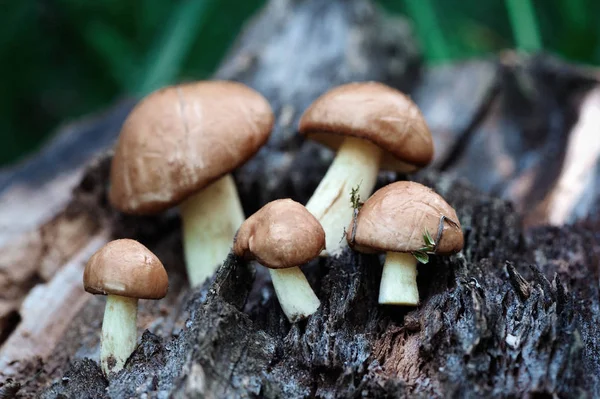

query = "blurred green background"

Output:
[[1, 0, 598, 167]]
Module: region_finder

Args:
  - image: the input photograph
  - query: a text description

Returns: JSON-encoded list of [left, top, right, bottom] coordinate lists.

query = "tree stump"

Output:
[[1, 0, 599, 398]]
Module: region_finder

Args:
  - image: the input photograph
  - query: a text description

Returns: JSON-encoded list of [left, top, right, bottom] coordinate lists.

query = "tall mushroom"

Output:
[[347, 181, 463, 305], [110, 81, 274, 287], [234, 199, 323, 322], [83, 239, 168, 375], [299, 82, 433, 255]]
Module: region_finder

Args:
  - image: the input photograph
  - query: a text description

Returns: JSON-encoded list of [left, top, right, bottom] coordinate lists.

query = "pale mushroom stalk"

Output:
[[234, 199, 325, 322], [180, 174, 245, 286], [100, 295, 138, 375], [305, 137, 382, 255], [378, 252, 419, 305], [347, 181, 464, 307], [269, 268, 321, 322], [84, 239, 168, 376]]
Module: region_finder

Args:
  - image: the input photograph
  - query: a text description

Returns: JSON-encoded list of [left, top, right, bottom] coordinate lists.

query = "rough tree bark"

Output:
[[1, 0, 599, 398]]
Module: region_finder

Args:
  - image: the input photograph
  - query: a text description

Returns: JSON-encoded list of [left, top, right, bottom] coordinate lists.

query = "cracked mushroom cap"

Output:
[[298, 82, 433, 171], [233, 199, 325, 269], [347, 181, 463, 254], [109, 81, 274, 214], [84, 239, 168, 299]]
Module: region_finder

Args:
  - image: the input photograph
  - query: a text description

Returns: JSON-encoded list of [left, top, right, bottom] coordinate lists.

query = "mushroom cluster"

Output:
[[83, 79, 463, 377], [300, 82, 434, 255], [109, 81, 274, 287]]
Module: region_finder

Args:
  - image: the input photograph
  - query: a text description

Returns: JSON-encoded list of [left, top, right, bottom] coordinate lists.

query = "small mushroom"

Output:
[[110, 81, 274, 287], [83, 239, 168, 375], [234, 199, 323, 322], [299, 82, 433, 256], [347, 181, 463, 305]]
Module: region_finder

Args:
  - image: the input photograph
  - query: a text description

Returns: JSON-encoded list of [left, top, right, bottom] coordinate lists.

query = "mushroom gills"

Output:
[[101, 294, 138, 375], [180, 174, 245, 286], [379, 251, 419, 305], [305, 137, 382, 256], [269, 267, 321, 322]]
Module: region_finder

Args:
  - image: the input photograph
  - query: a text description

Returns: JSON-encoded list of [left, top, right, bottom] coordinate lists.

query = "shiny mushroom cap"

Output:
[[83, 239, 169, 299], [348, 181, 463, 254], [109, 81, 274, 214], [234, 199, 325, 269], [299, 81, 433, 171]]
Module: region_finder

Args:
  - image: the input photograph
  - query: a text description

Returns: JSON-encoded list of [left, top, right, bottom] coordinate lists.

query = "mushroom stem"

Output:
[[180, 174, 245, 286], [305, 137, 382, 256], [101, 294, 138, 375], [269, 267, 321, 322], [379, 252, 419, 305]]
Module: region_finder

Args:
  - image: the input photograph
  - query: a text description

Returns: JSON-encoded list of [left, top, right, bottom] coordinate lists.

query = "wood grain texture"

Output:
[[0, 234, 108, 377], [0, 101, 133, 246]]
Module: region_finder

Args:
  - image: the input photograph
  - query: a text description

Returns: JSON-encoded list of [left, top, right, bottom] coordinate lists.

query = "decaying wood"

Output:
[[1, 0, 600, 397], [437, 52, 599, 224], [0, 207, 100, 298], [0, 300, 18, 343], [0, 102, 133, 246], [0, 155, 111, 342], [529, 86, 600, 226], [0, 235, 108, 376], [37, 173, 600, 398]]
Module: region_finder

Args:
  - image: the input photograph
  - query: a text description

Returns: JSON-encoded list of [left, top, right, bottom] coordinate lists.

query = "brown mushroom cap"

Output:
[[348, 181, 463, 255], [234, 199, 325, 269], [109, 81, 274, 214], [298, 82, 433, 171], [84, 239, 168, 299]]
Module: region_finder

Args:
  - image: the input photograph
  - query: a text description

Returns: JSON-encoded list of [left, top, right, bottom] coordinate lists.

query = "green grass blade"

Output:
[[403, 0, 449, 62], [505, 0, 542, 52], [136, 0, 212, 95]]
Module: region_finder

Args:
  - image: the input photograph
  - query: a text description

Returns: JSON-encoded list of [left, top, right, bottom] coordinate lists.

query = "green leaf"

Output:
[[412, 251, 429, 264], [350, 183, 362, 209], [423, 229, 435, 247]]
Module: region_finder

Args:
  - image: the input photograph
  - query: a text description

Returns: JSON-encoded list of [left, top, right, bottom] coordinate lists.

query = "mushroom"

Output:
[[347, 181, 463, 305], [299, 82, 433, 256], [234, 199, 323, 322], [83, 239, 168, 375], [110, 81, 274, 287]]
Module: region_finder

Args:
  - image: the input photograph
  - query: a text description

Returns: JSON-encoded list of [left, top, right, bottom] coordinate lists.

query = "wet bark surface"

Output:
[[35, 168, 600, 398], [1, 0, 600, 397]]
